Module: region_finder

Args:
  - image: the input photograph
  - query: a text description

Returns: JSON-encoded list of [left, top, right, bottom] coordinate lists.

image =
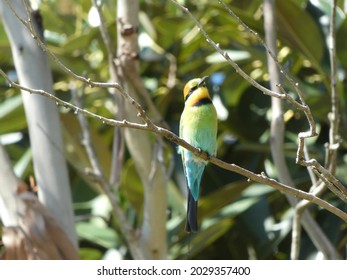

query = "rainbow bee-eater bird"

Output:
[[179, 76, 218, 233]]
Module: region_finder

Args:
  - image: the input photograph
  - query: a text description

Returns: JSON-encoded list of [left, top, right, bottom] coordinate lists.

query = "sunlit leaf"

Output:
[[276, 0, 324, 72], [121, 159, 144, 214], [76, 222, 119, 249], [199, 180, 251, 218]]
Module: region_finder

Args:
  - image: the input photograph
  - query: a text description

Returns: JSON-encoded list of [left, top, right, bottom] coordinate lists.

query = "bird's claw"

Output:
[[197, 148, 210, 160]]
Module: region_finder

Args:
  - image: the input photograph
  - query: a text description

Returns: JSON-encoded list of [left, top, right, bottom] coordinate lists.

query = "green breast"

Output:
[[180, 103, 217, 156]]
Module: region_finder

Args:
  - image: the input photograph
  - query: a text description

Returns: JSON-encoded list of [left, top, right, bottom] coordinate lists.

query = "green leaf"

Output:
[[276, 0, 324, 72], [14, 148, 32, 178], [121, 159, 144, 214], [79, 248, 103, 260], [172, 219, 233, 259], [199, 180, 251, 218], [0, 94, 26, 134], [167, 180, 186, 216], [187, 219, 233, 258], [76, 221, 119, 249]]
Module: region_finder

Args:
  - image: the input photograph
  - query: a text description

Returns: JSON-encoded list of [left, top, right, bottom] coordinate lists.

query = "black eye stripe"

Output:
[[185, 83, 207, 101], [190, 85, 198, 93]]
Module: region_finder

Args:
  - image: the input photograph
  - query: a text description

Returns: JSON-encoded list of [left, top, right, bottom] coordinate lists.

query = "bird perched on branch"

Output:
[[179, 76, 218, 233]]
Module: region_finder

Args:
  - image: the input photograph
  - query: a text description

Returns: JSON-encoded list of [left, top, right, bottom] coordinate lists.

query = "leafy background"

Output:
[[0, 0, 346, 259]]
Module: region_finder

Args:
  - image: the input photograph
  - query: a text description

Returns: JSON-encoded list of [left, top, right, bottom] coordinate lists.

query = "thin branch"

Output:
[[91, 0, 116, 58], [263, 0, 301, 259], [115, 0, 167, 259], [217, 0, 305, 102], [210, 157, 347, 222], [291, 212, 302, 260], [2, 0, 347, 222], [169, 0, 345, 259], [263, 0, 293, 186], [7, 0, 155, 128], [304, 143, 319, 187], [14, 0, 346, 206], [0, 68, 148, 130], [70, 81, 144, 259], [294, 0, 347, 208], [302, 159, 347, 202], [169, 0, 347, 201], [91, 0, 125, 187], [262, 0, 341, 260], [169, 0, 320, 166], [327, 0, 340, 174], [3, 0, 347, 255], [170, 1, 283, 99], [115, 16, 164, 124], [175, 0, 316, 115], [1, 68, 347, 223]]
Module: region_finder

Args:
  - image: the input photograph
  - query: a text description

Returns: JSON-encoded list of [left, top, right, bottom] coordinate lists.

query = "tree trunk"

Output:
[[116, 0, 167, 259], [0, 0, 77, 249]]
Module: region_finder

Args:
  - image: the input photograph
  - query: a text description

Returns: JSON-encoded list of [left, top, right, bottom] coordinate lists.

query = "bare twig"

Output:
[[169, 0, 347, 200], [169, 1, 326, 173], [0, 68, 148, 129], [91, 0, 116, 57], [217, 0, 304, 101], [7, 0, 155, 128], [210, 157, 347, 222], [2, 0, 347, 223], [263, 0, 300, 258], [1, 68, 346, 223], [170, 1, 284, 99], [91, 0, 125, 187], [116, 0, 167, 260], [301, 159, 347, 202], [70, 81, 144, 259], [218, 0, 320, 165], [291, 213, 302, 260], [263, 0, 293, 186]]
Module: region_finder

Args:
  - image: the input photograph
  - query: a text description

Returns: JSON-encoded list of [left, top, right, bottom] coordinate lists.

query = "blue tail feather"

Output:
[[185, 159, 206, 201], [183, 155, 206, 232]]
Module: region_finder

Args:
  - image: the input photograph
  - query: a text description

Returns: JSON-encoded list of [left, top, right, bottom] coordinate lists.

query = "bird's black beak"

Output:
[[198, 76, 208, 87]]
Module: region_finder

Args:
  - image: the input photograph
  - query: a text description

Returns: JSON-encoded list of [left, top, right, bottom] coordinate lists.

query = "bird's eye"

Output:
[[185, 85, 197, 101]]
